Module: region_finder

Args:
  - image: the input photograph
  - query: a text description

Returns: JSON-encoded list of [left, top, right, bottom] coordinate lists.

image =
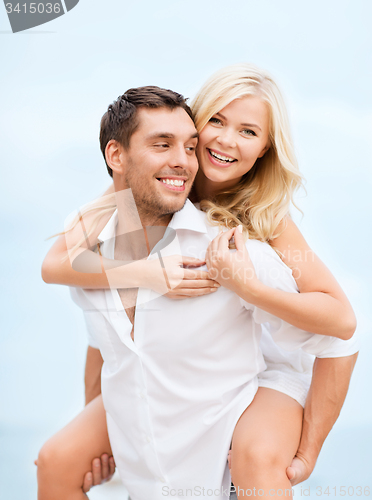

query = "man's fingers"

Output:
[[174, 279, 219, 289], [286, 466, 295, 481], [182, 269, 211, 280], [109, 456, 116, 477], [166, 287, 218, 299], [181, 257, 206, 268], [286, 456, 310, 486], [83, 472, 93, 493], [92, 458, 102, 485], [101, 454, 109, 480]]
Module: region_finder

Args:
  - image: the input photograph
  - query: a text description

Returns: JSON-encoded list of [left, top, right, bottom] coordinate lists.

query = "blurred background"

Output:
[[0, 0, 371, 498]]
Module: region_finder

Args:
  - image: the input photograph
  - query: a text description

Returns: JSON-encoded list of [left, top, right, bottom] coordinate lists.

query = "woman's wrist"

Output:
[[234, 277, 267, 306]]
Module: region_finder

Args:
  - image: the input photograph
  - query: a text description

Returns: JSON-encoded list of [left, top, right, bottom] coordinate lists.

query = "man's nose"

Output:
[[169, 145, 190, 168], [216, 128, 236, 149]]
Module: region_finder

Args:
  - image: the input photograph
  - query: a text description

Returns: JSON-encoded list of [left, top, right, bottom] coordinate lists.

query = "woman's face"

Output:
[[197, 96, 270, 188]]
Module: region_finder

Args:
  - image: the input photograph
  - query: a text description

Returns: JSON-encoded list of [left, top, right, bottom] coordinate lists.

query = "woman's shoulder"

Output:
[[270, 217, 310, 251]]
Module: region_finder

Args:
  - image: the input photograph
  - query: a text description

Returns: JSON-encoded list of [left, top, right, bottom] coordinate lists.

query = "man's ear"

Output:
[[105, 140, 127, 175]]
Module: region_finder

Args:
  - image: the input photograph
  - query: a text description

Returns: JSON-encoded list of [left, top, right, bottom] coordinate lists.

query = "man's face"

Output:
[[122, 107, 199, 220]]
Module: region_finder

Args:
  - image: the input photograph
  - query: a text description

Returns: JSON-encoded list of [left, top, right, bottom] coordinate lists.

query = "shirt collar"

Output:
[[97, 199, 207, 243], [168, 199, 208, 234], [97, 209, 118, 243]]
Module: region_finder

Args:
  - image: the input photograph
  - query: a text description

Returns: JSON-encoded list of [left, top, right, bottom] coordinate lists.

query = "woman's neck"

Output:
[[191, 170, 241, 203]]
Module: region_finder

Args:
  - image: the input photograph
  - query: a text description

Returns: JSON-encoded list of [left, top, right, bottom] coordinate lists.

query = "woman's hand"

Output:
[[205, 226, 262, 302], [144, 255, 220, 299]]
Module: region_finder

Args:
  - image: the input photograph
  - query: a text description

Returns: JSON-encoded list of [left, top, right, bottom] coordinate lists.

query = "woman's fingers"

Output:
[[233, 225, 245, 252], [217, 227, 236, 253]]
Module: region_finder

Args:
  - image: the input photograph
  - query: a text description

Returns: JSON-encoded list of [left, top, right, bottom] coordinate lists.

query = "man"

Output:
[[40, 86, 358, 499]]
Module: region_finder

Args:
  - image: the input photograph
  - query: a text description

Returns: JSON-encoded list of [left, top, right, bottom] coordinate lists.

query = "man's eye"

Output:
[[155, 143, 169, 148], [186, 146, 196, 152], [242, 129, 256, 137]]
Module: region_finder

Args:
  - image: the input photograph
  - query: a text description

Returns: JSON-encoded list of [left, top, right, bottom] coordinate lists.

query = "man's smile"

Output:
[[156, 176, 186, 191]]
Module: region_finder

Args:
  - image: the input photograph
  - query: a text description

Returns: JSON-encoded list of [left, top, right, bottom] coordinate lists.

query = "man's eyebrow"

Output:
[[215, 112, 262, 132], [146, 133, 175, 140], [146, 132, 199, 141]]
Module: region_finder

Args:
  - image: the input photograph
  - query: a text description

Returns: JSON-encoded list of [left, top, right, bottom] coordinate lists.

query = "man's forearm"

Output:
[[297, 353, 358, 467], [84, 346, 104, 405]]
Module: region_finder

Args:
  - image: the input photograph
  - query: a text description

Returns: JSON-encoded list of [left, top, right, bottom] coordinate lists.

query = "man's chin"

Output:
[[160, 197, 188, 215]]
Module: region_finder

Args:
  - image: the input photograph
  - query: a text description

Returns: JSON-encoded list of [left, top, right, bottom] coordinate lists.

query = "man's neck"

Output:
[[114, 190, 172, 258]]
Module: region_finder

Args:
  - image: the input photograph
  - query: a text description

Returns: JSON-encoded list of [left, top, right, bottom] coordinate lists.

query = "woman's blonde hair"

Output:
[[191, 63, 304, 242]]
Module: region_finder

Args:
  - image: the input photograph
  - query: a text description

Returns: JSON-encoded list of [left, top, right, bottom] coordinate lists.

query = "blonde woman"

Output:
[[38, 66, 358, 499]]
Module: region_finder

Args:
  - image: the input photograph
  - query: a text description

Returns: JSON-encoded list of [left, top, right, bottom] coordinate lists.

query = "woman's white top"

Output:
[[71, 200, 358, 500]]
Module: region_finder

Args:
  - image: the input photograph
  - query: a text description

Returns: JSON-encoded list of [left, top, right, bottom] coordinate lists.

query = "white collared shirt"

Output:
[[70, 200, 358, 500]]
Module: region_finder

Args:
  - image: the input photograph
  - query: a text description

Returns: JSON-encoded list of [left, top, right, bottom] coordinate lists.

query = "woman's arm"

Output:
[[205, 222, 356, 340], [270, 218, 356, 338], [42, 195, 218, 296]]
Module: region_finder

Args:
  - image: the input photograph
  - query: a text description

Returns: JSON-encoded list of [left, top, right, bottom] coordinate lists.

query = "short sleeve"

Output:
[[242, 240, 360, 358], [69, 287, 100, 349]]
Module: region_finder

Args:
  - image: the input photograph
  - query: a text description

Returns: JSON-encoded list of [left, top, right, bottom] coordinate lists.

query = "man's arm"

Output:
[[84, 346, 103, 405], [287, 353, 358, 485]]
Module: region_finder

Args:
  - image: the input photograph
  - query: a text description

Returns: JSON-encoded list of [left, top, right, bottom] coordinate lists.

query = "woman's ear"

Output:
[[105, 140, 126, 175], [258, 143, 270, 158]]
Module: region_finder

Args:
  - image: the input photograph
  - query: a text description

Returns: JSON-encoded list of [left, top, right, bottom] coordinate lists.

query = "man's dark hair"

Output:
[[100, 86, 194, 177]]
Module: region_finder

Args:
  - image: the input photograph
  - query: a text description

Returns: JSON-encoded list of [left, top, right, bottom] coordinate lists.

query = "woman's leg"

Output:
[[230, 387, 303, 500], [37, 395, 111, 500]]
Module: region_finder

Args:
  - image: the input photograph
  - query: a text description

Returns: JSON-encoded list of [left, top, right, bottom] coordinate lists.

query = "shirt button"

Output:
[[145, 435, 151, 443], [139, 391, 146, 399]]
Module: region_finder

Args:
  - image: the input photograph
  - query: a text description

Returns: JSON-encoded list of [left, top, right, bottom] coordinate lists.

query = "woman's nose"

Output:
[[216, 128, 236, 149]]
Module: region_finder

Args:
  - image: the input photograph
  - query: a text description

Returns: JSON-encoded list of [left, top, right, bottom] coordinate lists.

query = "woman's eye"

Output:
[[209, 117, 222, 125], [242, 129, 256, 136]]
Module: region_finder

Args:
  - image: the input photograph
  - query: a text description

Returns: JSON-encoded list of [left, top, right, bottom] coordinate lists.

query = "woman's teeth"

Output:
[[161, 178, 185, 187], [209, 149, 236, 163]]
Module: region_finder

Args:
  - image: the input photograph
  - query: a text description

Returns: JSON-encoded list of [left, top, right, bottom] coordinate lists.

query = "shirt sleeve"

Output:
[[239, 240, 360, 358]]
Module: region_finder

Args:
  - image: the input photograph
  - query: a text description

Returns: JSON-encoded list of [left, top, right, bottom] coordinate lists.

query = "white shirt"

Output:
[[71, 200, 358, 500]]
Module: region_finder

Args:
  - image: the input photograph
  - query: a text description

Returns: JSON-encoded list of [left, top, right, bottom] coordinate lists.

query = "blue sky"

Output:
[[1, 1, 371, 498]]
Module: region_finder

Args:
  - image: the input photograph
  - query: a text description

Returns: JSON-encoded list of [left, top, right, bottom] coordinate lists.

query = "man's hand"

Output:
[[163, 256, 220, 299], [286, 455, 314, 486], [82, 454, 116, 493]]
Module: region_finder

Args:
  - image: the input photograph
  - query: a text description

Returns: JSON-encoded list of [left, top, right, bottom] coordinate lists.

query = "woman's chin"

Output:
[[200, 167, 239, 187]]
